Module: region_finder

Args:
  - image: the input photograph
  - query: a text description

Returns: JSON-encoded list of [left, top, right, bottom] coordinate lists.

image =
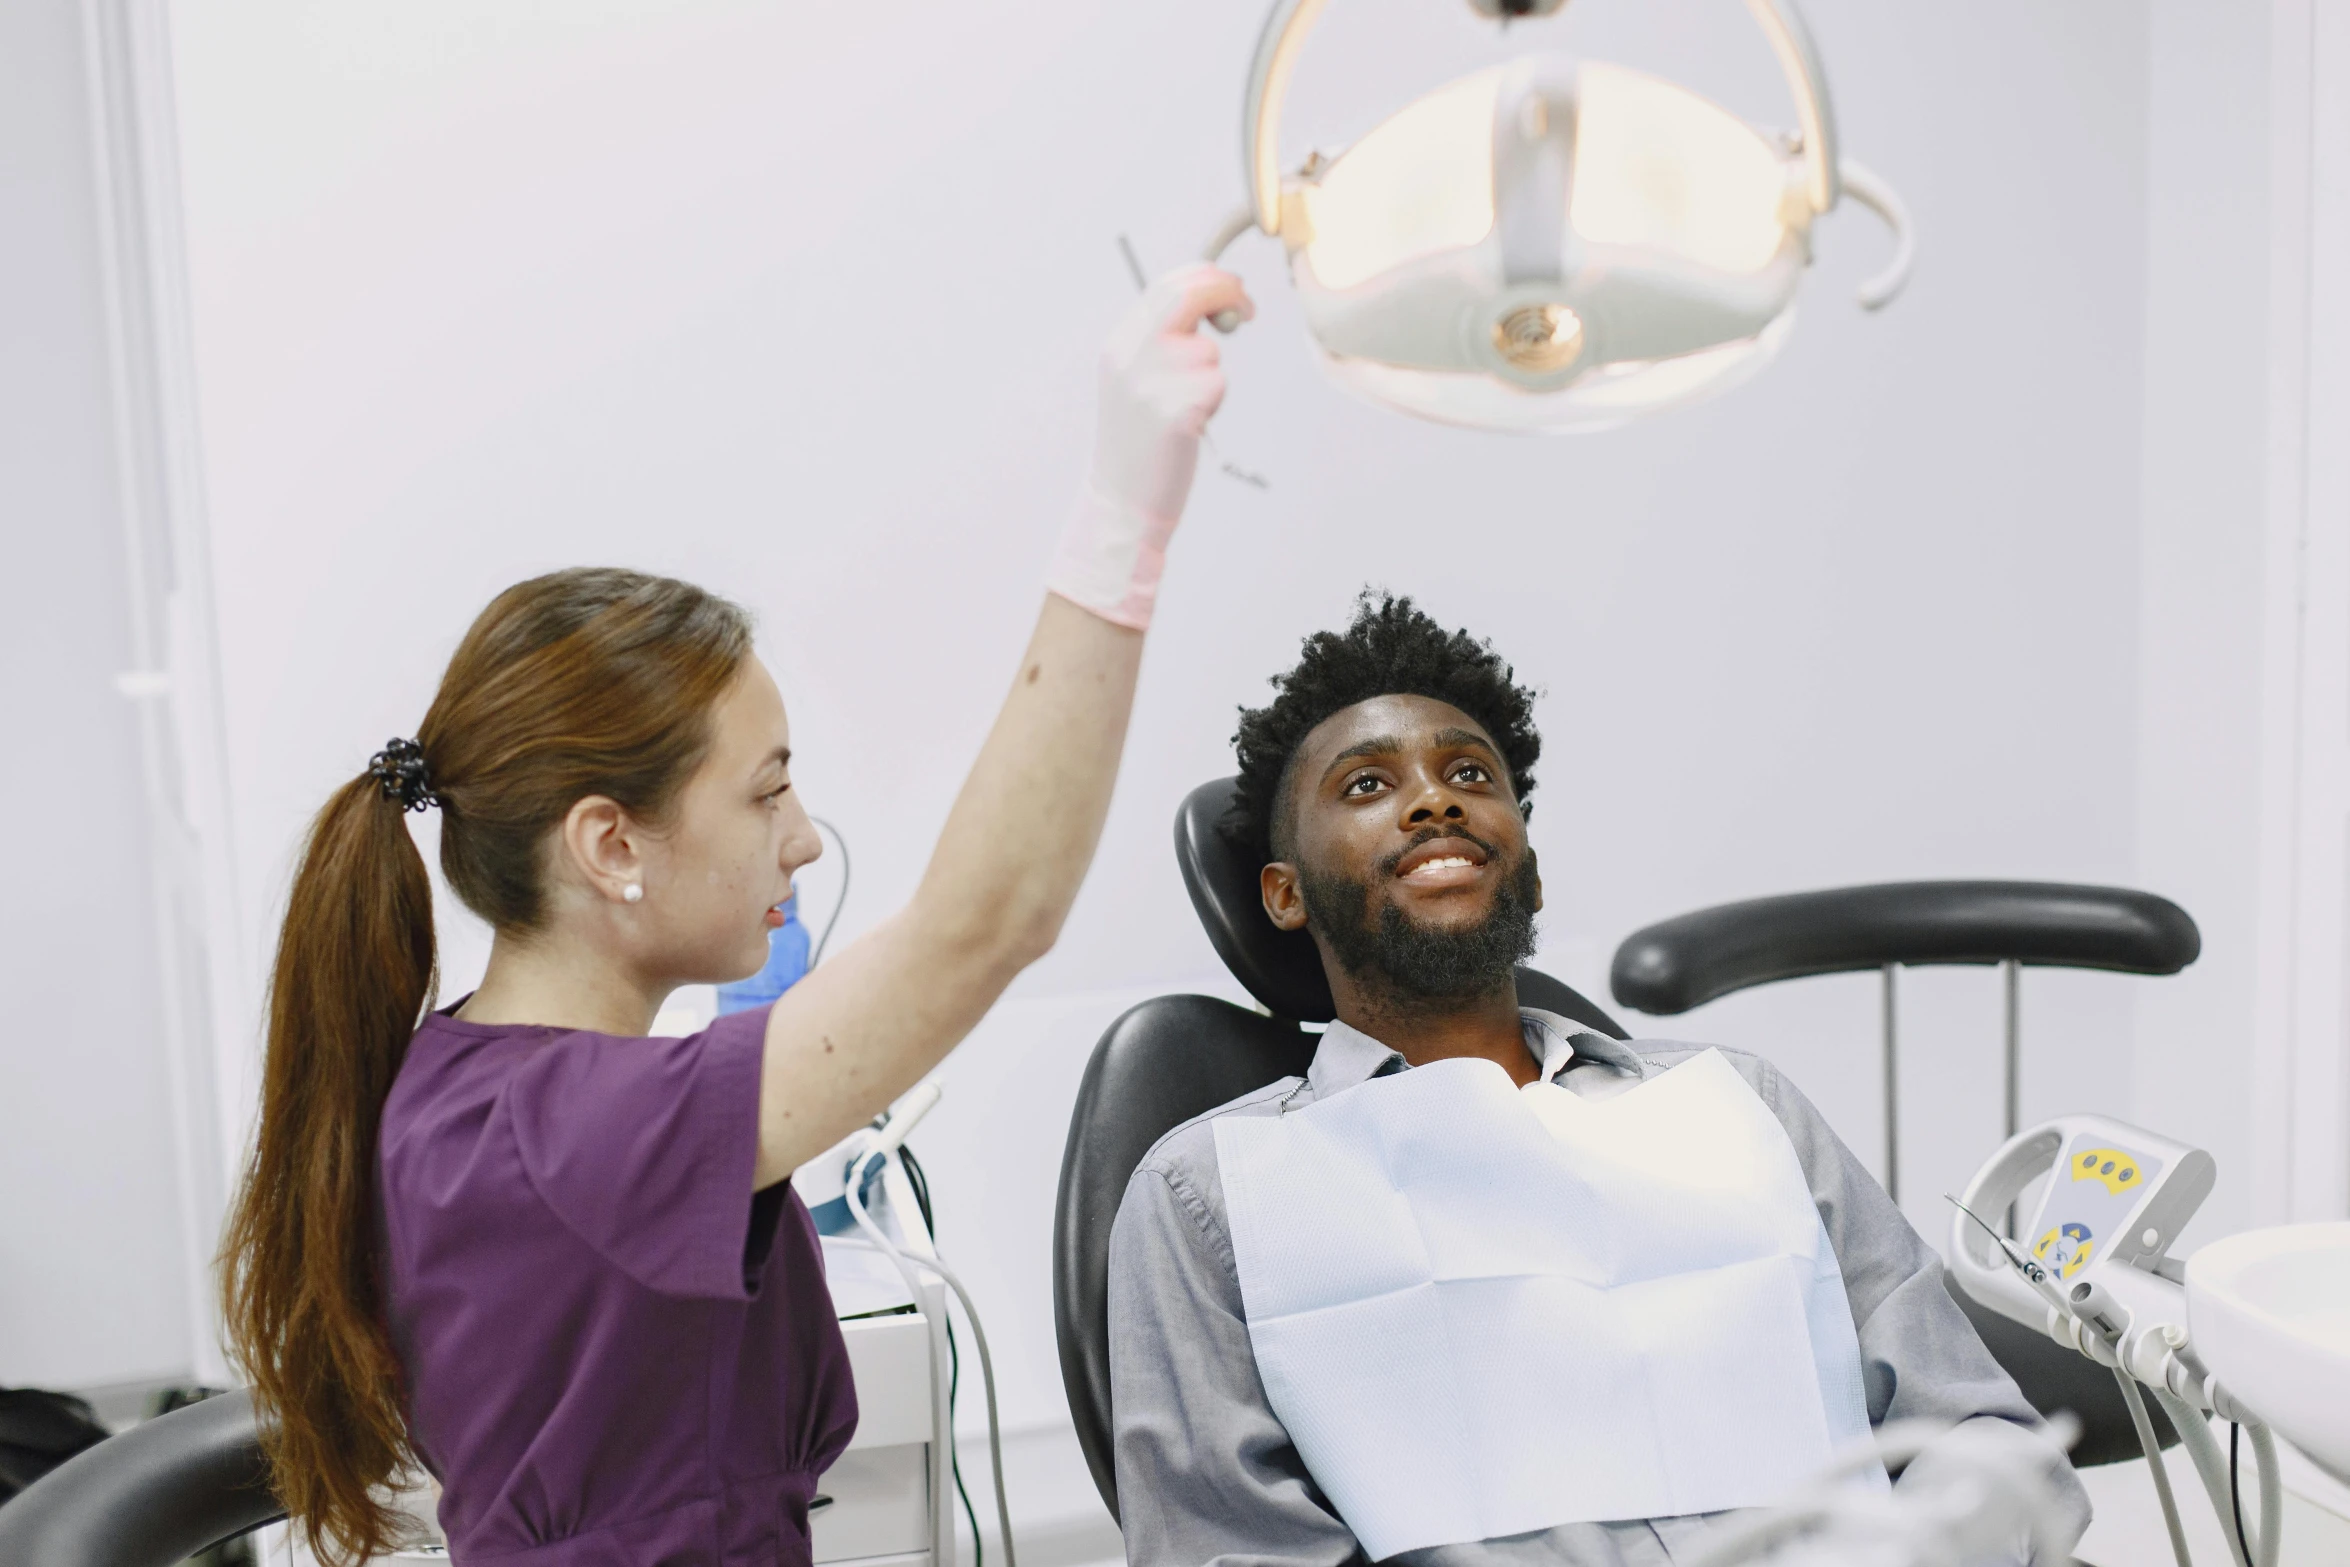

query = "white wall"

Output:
[[2131, 0, 2350, 1243], [150, 0, 2164, 1466], [0, 0, 197, 1390], [2130, 0, 2276, 1247]]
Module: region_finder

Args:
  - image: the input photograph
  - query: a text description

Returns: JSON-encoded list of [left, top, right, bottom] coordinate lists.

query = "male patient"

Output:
[[1107, 593, 2087, 1567]]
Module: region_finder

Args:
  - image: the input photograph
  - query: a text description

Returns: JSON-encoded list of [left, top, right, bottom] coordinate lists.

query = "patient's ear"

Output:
[[1261, 863, 1308, 931]]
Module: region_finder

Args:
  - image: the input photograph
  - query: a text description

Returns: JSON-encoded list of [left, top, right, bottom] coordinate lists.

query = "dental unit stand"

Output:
[[1949, 1115, 2284, 1567]]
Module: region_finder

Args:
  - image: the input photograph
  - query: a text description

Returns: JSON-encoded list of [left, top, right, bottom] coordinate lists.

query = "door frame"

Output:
[[2252, 0, 2350, 1225], [80, 0, 248, 1382]]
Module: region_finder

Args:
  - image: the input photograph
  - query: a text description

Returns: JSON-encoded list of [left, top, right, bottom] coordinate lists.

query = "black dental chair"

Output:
[[1051, 778, 1628, 1516], [1610, 881, 2200, 1467], [0, 1388, 282, 1565], [1052, 790, 2202, 1518]]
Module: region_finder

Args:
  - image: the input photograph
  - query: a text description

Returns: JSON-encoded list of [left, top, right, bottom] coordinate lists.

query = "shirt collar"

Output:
[[1305, 1008, 1645, 1099]]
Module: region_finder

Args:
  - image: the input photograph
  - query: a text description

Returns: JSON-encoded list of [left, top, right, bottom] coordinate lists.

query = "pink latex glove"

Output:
[[1047, 263, 1254, 630]]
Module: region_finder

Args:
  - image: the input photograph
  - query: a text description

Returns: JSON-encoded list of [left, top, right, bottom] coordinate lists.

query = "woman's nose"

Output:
[[784, 816, 824, 872]]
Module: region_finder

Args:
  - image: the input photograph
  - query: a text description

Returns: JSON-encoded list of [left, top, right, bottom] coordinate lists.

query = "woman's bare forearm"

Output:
[[752, 597, 1141, 1181], [750, 265, 1248, 1185], [913, 595, 1142, 955]]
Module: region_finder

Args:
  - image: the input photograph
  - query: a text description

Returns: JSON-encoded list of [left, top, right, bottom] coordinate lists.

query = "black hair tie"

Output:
[[369, 738, 441, 813]]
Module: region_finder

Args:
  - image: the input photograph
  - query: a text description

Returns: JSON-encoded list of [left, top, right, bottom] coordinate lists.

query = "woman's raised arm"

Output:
[[753, 265, 1251, 1183]]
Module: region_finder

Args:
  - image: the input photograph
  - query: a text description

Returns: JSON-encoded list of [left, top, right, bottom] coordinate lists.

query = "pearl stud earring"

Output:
[[623, 883, 644, 904]]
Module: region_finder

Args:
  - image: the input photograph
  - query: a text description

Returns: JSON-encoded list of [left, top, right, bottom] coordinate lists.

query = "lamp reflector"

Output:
[[1568, 63, 1789, 274], [1301, 73, 1499, 292], [1319, 309, 1793, 433]]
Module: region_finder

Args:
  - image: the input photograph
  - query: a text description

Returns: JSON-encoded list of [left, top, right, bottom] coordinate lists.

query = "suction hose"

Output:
[[837, 1086, 1018, 1567], [2117, 1368, 2196, 1567], [844, 1163, 1016, 1567], [2150, 1388, 2283, 1567]]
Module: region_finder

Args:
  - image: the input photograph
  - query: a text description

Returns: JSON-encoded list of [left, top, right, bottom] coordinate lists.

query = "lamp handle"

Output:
[[1239, 0, 1843, 238], [1838, 158, 1914, 309]]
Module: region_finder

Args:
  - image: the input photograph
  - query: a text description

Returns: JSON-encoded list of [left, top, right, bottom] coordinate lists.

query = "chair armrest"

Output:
[[0, 1389, 282, 1567], [1611, 881, 2199, 1014]]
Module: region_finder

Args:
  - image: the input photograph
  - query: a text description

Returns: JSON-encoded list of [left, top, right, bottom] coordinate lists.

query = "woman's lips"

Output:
[[764, 905, 787, 928]]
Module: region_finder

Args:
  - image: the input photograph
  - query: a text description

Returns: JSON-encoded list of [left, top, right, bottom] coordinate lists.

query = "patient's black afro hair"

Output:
[[1229, 590, 1541, 865]]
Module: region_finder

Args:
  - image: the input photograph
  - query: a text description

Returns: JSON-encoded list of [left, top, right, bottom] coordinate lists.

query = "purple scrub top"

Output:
[[380, 1002, 858, 1565]]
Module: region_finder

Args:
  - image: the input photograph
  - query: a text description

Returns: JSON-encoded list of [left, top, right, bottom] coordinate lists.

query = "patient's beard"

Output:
[[1301, 845, 1540, 1008]]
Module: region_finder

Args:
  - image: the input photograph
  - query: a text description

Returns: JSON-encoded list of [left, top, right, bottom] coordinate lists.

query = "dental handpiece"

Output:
[[1948, 1196, 2077, 1320], [2067, 1277, 2127, 1341]]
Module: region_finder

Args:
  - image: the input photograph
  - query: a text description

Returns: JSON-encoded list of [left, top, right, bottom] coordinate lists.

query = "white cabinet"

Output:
[[811, 1443, 933, 1562]]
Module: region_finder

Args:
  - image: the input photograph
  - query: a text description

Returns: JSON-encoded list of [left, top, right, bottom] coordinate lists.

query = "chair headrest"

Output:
[[1175, 777, 1337, 1022]]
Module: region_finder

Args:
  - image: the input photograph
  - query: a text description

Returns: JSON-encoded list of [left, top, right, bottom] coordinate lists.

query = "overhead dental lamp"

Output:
[[1206, 0, 1915, 432]]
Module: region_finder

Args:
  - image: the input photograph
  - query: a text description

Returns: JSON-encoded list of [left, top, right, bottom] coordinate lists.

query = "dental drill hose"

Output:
[[2071, 1290, 2286, 1567], [2250, 1424, 2282, 1567], [2116, 1368, 2196, 1567], [2150, 1388, 2283, 1567], [1951, 1201, 2194, 1567], [843, 1091, 1015, 1567], [848, 1163, 1013, 1567], [2062, 1278, 2195, 1567], [2069, 1271, 2283, 1567], [2151, 1387, 2245, 1567]]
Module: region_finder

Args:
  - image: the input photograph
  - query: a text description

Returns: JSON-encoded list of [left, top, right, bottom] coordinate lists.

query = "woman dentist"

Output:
[[218, 264, 1252, 1567]]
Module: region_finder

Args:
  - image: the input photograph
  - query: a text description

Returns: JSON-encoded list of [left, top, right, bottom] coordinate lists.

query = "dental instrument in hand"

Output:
[[842, 1085, 1017, 1567], [1117, 236, 1269, 490]]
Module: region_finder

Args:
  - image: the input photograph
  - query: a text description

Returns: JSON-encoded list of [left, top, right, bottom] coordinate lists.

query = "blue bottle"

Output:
[[716, 890, 811, 1014]]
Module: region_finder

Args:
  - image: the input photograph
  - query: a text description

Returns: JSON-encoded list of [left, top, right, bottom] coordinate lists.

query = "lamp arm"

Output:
[[1241, 0, 1331, 235], [1741, 0, 1840, 214], [1240, 0, 1843, 240]]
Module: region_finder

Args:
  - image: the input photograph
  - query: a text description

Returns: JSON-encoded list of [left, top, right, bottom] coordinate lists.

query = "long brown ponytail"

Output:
[[220, 568, 752, 1564]]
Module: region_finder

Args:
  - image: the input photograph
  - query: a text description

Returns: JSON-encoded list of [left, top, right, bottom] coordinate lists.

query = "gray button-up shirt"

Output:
[[1106, 1011, 2088, 1567]]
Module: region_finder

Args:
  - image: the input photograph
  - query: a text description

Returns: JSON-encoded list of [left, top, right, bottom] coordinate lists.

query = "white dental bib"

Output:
[[1214, 1048, 1878, 1558]]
